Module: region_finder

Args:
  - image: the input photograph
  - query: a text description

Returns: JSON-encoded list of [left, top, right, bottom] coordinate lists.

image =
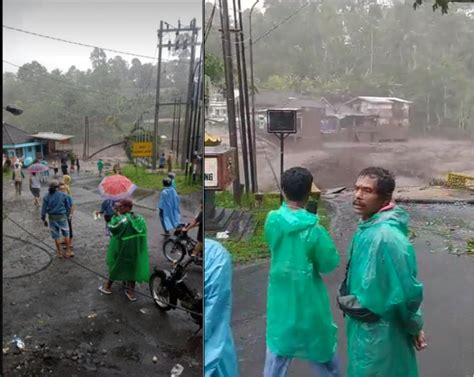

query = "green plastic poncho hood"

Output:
[[346, 205, 424, 377], [265, 203, 340, 363]]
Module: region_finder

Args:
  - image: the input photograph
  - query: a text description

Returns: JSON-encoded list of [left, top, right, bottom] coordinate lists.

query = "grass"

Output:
[[121, 164, 202, 195], [214, 191, 331, 263]]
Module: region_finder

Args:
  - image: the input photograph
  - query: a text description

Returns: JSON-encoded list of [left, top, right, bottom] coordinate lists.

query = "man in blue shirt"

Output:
[[41, 180, 73, 258]]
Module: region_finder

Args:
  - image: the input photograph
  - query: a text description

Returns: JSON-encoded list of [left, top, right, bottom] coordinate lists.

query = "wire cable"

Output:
[[5, 215, 202, 318], [253, 1, 310, 45], [3, 25, 159, 61]]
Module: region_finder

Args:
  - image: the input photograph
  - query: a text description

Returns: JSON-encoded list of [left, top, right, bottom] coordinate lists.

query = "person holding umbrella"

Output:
[[98, 199, 150, 301]]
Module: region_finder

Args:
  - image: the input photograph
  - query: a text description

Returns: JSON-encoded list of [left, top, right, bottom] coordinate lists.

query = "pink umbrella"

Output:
[[27, 163, 49, 174], [98, 175, 137, 200]]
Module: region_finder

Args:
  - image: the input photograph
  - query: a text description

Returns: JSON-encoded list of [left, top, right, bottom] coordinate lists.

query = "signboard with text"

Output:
[[204, 147, 235, 191], [131, 142, 152, 157]]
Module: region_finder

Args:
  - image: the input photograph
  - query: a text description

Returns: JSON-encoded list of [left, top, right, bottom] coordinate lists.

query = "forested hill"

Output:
[[205, 0, 474, 132], [3, 47, 191, 145]]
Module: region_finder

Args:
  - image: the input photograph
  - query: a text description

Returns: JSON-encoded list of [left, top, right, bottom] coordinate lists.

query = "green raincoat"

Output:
[[106, 212, 150, 283], [346, 206, 423, 377], [264, 203, 340, 362]]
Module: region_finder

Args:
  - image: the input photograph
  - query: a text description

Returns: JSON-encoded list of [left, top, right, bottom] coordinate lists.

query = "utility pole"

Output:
[[171, 98, 177, 152], [238, 0, 257, 193], [82, 116, 90, 159], [181, 19, 199, 172], [249, 0, 259, 192], [220, 0, 241, 204], [176, 99, 182, 166], [232, 0, 250, 194], [152, 20, 164, 170]]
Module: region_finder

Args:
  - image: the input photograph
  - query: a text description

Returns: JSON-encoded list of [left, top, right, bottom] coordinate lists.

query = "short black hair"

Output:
[[281, 167, 313, 202], [162, 178, 172, 187], [358, 167, 395, 199]]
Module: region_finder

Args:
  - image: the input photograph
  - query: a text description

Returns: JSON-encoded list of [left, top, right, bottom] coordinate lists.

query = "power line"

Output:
[[205, 1, 218, 43], [3, 24, 159, 61], [253, 1, 310, 45], [5, 214, 202, 318]]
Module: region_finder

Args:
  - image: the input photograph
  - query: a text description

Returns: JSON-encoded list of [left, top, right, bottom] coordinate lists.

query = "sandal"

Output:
[[125, 290, 137, 302], [98, 286, 112, 295]]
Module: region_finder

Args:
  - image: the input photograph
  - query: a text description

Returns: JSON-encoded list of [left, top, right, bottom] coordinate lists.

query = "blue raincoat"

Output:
[[157, 186, 181, 231], [204, 239, 238, 377]]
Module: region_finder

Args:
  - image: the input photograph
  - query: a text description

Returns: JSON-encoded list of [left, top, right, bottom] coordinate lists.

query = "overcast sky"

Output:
[[3, 0, 202, 73]]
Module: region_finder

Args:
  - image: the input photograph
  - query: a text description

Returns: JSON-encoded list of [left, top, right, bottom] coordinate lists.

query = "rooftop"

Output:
[[31, 132, 75, 141], [2, 122, 36, 145]]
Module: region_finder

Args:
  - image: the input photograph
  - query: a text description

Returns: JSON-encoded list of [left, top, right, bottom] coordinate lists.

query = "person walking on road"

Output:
[[264, 167, 341, 377], [98, 199, 150, 301], [61, 158, 68, 176], [59, 180, 75, 251], [75, 158, 80, 174], [340, 167, 426, 377], [97, 158, 104, 177], [204, 239, 239, 377], [52, 160, 59, 177], [157, 178, 181, 236], [29, 172, 41, 207], [12, 162, 25, 197], [168, 172, 177, 190], [41, 180, 73, 258]]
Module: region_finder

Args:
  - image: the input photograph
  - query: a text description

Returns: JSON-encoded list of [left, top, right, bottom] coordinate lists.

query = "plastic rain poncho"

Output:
[[106, 212, 150, 283], [345, 206, 423, 377], [158, 186, 181, 231], [264, 203, 340, 362], [204, 239, 238, 377]]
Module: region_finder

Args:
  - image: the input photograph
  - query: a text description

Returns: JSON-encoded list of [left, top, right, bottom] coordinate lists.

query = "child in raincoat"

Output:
[[264, 167, 341, 377], [204, 239, 238, 377], [343, 167, 426, 377]]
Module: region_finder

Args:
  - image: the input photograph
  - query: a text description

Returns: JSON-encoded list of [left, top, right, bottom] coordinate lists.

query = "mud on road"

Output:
[[2, 174, 202, 377]]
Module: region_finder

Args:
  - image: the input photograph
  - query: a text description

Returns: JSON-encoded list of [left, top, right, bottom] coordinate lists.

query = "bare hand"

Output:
[[413, 330, 427, 351]]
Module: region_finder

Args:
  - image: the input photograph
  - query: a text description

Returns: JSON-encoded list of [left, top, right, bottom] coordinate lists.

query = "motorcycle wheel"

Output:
[[163, 239, 186, 263], [149, 272, 172, 311]]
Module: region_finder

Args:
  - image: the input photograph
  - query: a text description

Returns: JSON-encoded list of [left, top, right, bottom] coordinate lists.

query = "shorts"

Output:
[[49, 217, 70, 240], [31, 188, 40, 198]]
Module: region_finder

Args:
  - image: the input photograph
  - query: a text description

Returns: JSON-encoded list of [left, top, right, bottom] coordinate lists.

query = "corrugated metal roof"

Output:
[[2, 122, 36, 145], [31, 132, 75, 141], [348, 96, 413, 104]]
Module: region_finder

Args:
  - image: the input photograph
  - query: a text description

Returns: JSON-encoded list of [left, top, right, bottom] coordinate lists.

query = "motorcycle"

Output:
[[162, 223, 202, 266], [149, 258, 202, 329]]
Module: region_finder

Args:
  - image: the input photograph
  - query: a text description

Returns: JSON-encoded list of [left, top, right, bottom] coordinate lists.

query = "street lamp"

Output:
[[3, 105, 24, 116], [249, 0, 260, 192]]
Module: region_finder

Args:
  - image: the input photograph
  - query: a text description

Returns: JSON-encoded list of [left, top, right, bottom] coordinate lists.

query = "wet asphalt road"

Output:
[[2, 172, 202, 376], [232, 193, 474, 377]]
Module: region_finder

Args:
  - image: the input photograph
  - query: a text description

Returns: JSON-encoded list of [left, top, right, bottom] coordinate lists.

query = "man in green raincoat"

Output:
[[264, 167, 341, 377], [342, 167, 427, 377], [98, 199, 150, 301]]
